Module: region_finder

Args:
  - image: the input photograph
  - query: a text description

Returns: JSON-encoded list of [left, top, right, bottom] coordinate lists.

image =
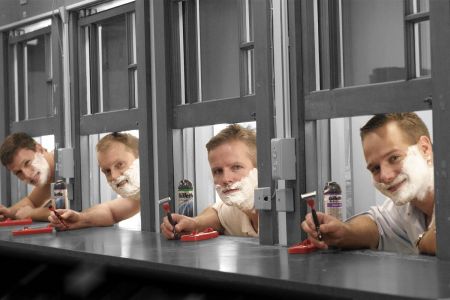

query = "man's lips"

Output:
[[116, 180, 128, 188], [223, 188, 239, 195], [387, 179, 406, 193], [30, 173, 40, 185]]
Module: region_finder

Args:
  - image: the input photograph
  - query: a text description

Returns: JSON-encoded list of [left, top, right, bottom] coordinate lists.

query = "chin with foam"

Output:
[[108, 159, 140, 199], [216, 168, 258, 212]]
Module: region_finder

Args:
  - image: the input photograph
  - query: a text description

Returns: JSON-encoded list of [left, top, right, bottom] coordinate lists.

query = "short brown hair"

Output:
[[206, 124, 257, 167], [96, 132, 139, 158], [360, 112, 430, 144], [0, 132, 38, 166]]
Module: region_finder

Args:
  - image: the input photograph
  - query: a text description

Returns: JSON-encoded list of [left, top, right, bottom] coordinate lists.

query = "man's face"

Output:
[[97, 141, 139, 199], [7, 146, 50, 187], [363, 122, 433, 205], [208, 140, 257, 211]]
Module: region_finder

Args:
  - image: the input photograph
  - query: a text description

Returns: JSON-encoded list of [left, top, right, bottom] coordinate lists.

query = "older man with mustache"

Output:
[[48, 132, 140, 230], [0, 132, 55, 221], [301, 113, 436, 255], [161, 124, 258, 239]]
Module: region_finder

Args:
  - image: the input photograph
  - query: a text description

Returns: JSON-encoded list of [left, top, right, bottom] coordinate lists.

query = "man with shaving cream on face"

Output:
[[0, 132, 55, 221], [302, 113, 436, 255], [161, 124, 259, 239], [48, 132, 141, 230]]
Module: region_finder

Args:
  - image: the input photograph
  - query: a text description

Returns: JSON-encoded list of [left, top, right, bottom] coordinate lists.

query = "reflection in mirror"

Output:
[[327, 111, 432, 218], [87, 130, 140, 231]]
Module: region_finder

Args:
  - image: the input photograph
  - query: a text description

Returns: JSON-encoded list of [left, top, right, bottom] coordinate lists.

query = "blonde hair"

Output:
[[206, 124, 256, 166], [96, 132, 139, 158]]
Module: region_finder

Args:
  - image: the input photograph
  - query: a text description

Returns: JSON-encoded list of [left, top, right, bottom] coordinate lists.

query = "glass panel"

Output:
[[243, 49, 254, 95], [129, 12, 136, 65], [80, 26, 91, 115], [87, 130, 140, 230], [341, 0, 405, 86], [328, 111, 433, 217], [418, 21, 431, 77], [418, 0, 429, 12], [11, 135, 55, 204], [199, 0, 240, 101], [26, 36, 51, 119], [99, 15, 129, 112], [172, 122, 256, 217], [241, 0, 253, 43]]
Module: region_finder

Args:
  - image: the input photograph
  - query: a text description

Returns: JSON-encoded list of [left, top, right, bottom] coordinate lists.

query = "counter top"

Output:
[[0, 224, 447, 299]]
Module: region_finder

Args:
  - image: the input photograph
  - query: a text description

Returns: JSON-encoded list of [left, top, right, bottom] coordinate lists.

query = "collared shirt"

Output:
[[360, 198, 427, 254], [212, 201, 258, 237]]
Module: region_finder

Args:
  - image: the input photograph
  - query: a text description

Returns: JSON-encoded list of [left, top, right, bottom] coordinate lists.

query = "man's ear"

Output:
[[35, 143, 45, 153], [417, 135, 433, 160]]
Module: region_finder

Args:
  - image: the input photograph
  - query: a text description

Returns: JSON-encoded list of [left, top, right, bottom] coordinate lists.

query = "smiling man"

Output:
[[301, 113, 436, 255], [0, 132, 55, 221], [161, 124, 259, 239], [48, 132, 141, 230]]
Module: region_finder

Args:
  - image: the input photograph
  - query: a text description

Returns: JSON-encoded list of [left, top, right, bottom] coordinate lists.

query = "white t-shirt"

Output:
[[212, 201, 258, 237], [360, 198, 427, 254]]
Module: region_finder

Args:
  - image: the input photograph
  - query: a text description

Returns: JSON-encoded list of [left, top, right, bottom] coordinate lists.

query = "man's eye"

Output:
[[370, 166, 380, 175], [389, 155, 401, 163], [212, 170, 222, 175]]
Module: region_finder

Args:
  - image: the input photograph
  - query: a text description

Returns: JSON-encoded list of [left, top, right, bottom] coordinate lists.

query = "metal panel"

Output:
[[52, 17, 65, 151], [151, 0, 174, 229], [77, 2, 135, 26], [79, 109, 139, 135], [253, 0, 276, 246], [173, 96, 257, 129], [429, 0, 450, 260], [8, 26, 51, 44], [0, 31, 10, 206], [0, 227, 448, 299], [69, 11, 82, 211], [10, 117, 55, 136], [135, 0, 155, 232], [305, 78, 432, 120]]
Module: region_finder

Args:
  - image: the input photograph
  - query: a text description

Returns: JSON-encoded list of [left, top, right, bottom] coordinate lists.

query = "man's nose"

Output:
[[378, 165, 396, 184], [221, 169, 235, 186], [111, 169, 122, 181], [22, 167, 34, 180]]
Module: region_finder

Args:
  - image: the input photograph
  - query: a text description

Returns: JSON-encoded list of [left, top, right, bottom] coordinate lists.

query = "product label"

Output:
[[324, 194, 343, 221], [54, 189, 67, 209]]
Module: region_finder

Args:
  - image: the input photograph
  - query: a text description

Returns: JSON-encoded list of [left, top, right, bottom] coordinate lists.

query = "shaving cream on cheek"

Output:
[[30, 153, 50, 186], [216, 168, 258, 211]]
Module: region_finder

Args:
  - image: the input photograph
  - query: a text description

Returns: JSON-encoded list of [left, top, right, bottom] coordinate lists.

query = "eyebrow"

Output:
[[366, 149, 402, 170]]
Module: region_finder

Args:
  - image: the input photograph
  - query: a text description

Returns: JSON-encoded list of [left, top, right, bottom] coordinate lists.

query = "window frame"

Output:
[[288, 0, 449, 258], [165, 0, 276, 244]]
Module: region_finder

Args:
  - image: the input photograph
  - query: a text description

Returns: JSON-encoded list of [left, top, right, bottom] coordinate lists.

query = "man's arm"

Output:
[[79, 197, 141, 227], [418, 228, 436, 255], [336, 215, 380, 249], [192, 206, 223, 232], [0, 184, 52, 220], [49, 197, 140, 230], [302, 213, 379, 250], [161, 206, 224, 239]]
